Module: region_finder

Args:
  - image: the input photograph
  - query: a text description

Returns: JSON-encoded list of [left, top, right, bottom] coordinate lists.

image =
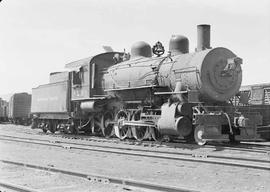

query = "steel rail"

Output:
[[49, 133, 270, 154], [1, 134, 270, 162], [1, 133, 269, 159], [0, 135, 269, 171], [0, 180, 39, 192], [0, 159, 196, 192], [212, 141, 270, 151], [1, 127, 269, 153]]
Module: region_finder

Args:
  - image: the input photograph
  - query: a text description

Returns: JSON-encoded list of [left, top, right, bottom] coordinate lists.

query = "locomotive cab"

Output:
[[66, 52, 124, 100]]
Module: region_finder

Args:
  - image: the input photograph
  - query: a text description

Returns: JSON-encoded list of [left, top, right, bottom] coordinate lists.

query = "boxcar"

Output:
[[233, 83, 270, 140], [0, 98, 8, 122], [8, 93, 32, 125]]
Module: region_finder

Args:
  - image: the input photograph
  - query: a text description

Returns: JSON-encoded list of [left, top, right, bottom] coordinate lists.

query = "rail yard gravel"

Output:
[[0, 124, 269, 192]]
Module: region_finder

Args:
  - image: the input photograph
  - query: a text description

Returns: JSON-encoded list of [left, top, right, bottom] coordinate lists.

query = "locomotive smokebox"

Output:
[[197, 24, 211, 51]]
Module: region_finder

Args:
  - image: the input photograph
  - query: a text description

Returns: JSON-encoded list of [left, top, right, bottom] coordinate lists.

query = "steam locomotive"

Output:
[[31, 25, 263, 145]]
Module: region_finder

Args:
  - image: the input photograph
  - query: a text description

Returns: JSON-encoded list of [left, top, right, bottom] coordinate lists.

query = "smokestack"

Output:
[[197, 24, 211, 51]]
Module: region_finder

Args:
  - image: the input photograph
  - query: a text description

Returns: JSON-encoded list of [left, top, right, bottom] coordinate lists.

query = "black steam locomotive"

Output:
[[31, 25, 263, 145]]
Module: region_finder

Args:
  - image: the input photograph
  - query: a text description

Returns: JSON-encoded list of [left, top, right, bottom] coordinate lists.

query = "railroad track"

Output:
[[0, 159, 196, 192], [1, 125, 270, 154], [6, 131, 270, 156], [0, 134, 269, 171], [51, 133, 270, 154], [20, 129, 270, 153], [0, 180, 38, 192]]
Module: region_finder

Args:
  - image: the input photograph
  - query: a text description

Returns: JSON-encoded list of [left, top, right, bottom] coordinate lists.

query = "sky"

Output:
[[0, 0, 269, 99]]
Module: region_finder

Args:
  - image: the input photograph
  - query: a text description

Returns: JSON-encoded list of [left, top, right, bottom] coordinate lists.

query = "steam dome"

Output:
[[131, 41, 152, 57], [169, 35, 189, 54]]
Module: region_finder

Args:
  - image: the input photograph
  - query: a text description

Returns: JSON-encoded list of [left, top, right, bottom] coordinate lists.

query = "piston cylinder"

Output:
[[157, 103, 192, 137], [175, 116, 192, 137], [177, 103, 193, 119]]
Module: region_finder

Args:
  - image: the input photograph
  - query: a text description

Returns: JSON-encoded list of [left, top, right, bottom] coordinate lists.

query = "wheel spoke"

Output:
[[101, 111, 115, 138], [115, 110, 130, 140], [119, 125, 129, 140], [130, 109, 148, 141], [150, 127, 162, 141], [132, 126, 147, 141]]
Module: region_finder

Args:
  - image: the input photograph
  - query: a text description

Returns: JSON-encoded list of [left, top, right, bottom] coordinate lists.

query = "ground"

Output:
[[0, 124, 269, 192]]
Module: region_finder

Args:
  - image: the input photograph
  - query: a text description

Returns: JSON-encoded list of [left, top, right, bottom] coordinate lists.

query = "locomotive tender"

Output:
[[31, 25, 263, 145]]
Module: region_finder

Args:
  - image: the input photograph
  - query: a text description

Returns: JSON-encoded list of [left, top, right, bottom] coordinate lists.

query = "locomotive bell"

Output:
[[130, 41, 152, 58], [169, 35, 189, 54]]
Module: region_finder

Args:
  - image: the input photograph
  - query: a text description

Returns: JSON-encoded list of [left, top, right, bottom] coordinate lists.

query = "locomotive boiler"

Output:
[[31, 25, 262, 145]]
